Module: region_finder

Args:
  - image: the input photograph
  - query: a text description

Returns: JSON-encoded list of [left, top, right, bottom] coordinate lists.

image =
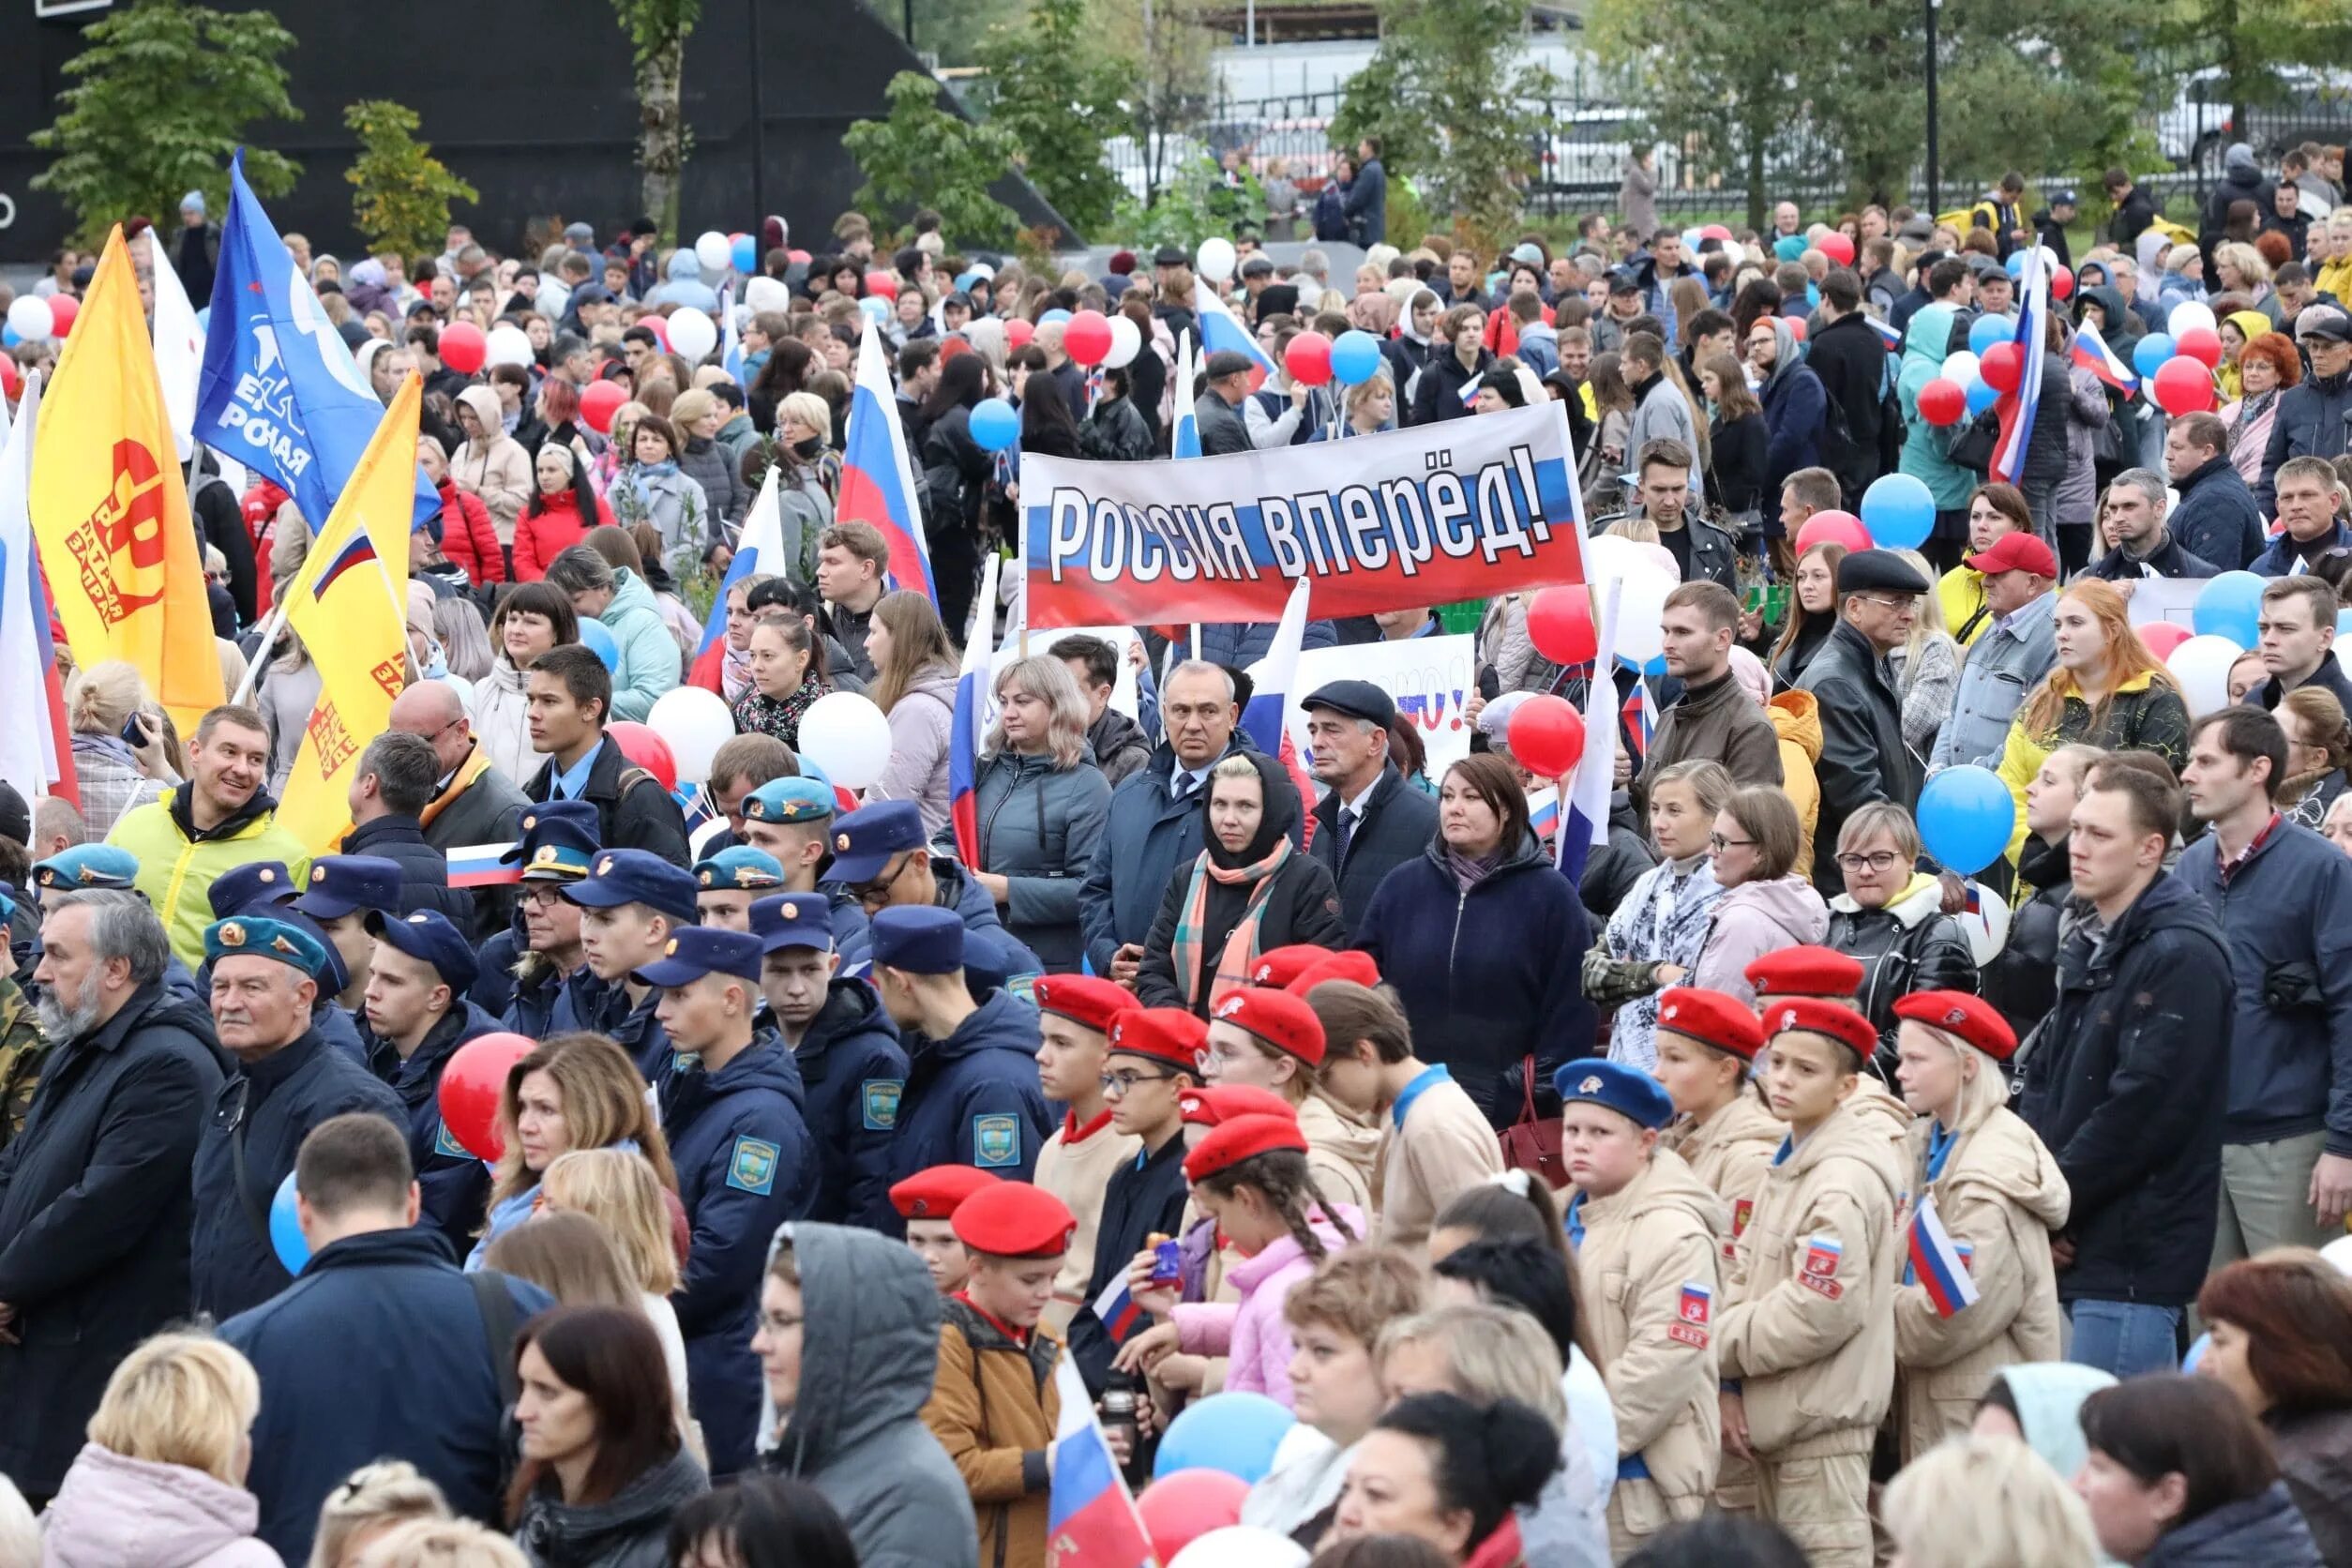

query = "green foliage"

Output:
[[31, 0, 300, 248], [343, 101, 478, 261], [1109, 156, 1222, 252], [2155, 0, 2352, 133], [1331, 51, 1433, 183], [974, 0, 1132, 239], [844, 71, 1022, 247]]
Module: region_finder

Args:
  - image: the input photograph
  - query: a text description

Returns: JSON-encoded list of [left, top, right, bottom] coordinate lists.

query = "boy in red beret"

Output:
[[1029, 975, 1142, 1334], [890, 1164, 1000, 1295]]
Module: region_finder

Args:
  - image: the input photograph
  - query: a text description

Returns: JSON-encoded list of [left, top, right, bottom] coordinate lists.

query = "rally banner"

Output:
[[1023, 401, 1585, 627], [1294, 633, 1477, 775]]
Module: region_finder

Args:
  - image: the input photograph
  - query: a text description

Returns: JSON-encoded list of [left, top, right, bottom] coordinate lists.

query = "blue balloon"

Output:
[[1038, 308, 1073, 326], [859, 295, 890, 323], [1968, 312, 2013, 356], [1330, 329, 1384, 384], [2183, 1331, 2210, 1373], [2194, 570, 2265, 647], [579, 618, 620, 671], [971, 397, 1020, 453], [0, 327, 15, 348], [1152, 1391, 1294, 1483], [270, 1171, 310, 1275], [1861, 473, 1937, 550], [1916, 764, 2017, 876], [2133, 332, 2176, 379], [2005, 249, 2028, 279], [731, 233, 758, 274], [2338, 608, 2352, 641], [195, 305, 212, 333], [1965, 376, 1999, 415]]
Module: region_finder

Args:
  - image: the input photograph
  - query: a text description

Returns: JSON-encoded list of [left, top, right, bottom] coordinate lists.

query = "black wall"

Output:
[[0, 0, 1070, 264]]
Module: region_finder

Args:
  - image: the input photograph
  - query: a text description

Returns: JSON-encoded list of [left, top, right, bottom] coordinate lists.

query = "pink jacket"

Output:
[[40, 1442, 283, 1567], [1171, 1206, 1362, 1408]]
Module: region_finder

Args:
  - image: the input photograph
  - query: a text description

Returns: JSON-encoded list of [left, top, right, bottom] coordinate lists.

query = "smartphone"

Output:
[[121, 712, 149, 748]]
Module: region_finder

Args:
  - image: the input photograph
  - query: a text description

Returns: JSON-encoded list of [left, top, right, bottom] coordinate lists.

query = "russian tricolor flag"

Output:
[[1091, 1271, 1145, 1343], [1869, 316, 1905, 352], [1990, 247, 2048, 488], [1047, 1356, 1154, 1568], [2071, 318, 2138, 395], [949, 551, 1003, 867], [1907, 1193, 1982, 1318], [1560, 580, 1623, 883], [1195, 289, 1278, 391], [0, 371, 74, 809], [694, 468, 787, 664], [1527, 785, 1560, 845], [445, 842, 523, 888], [1621, 675, 1655, 762], [1239, 578, 1309, 755], [839, 321, 937, 607], [1169, 331, 1201, 459]]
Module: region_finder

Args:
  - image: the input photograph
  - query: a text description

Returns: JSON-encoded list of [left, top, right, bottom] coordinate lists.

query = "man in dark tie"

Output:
[[1301, 680, 1438, 938]]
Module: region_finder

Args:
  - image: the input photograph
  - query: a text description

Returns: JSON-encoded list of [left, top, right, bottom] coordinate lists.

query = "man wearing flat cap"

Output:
[[1798, 550, 1929, 893], [1301, 680, 1438, 936]]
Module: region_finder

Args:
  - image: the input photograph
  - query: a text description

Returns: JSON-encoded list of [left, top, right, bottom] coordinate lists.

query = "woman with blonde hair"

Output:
[[540, 1149, 691, 1422], [40, 1331, 279, 1567], [468, 1033, 678, 1270], [1589, 760, 1733, 1071], [866, 589, 961, 836], [1880, 1436, 2099, 1568], [1884, 546, 1962, 749], [961, 654, 1110, 972], [308, 1461, 449, 1568], [65, 658, 171, 835], [350, 1518, 525, 1568], [2275, 685, 2352, 830]]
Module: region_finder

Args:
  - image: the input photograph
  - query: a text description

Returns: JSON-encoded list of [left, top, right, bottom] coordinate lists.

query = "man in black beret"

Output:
[[1797, 549, 1930, 892], [1300, 680, 1440, 937], [1195, 349, 1257, 457]]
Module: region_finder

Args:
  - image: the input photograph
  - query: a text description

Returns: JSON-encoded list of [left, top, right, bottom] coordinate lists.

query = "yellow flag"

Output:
[[29, 226, 225, 731], [275, 373, 420, 854]]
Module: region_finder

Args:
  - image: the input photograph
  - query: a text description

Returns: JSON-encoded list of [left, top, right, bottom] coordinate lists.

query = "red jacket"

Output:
[[434, 477, 505, 585], [513, 492, 592, 581]]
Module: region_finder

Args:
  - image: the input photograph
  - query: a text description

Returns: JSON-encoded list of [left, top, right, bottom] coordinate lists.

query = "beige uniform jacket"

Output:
[[1663, 1091, 1782, 1262], [1033, 1108, 1141, 1334], [1374, 1069, 1503, 1251], [1298, 1090, 1380, 1217]]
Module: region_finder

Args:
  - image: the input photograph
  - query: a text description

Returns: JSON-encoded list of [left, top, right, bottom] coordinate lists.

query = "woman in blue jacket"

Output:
[[1354, 753, 1598, 1130], [962, 656, 1112, 973]]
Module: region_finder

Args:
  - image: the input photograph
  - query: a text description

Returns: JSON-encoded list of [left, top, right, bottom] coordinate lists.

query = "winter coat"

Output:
[[1346, 157, 1388, 246], [512, 1449, 709, 1568], [107, 786, 314, 970], [874, 665, 958, 839], [1983, 835, 2073, 1041], [2269, 1406, 2352, 1568], [515, 492, 593, 580], [1084, 708, 1153, 789], [2051, 365, 2111, 527], [1805, 311, 1893, 503], [1898, 305, 1981, 514], [2254, 518, 2352, 579], [0, 983, 222, 1495], [68, 731, 163, 839], [1598, 858, 1725, 1071], [1994, 670, 2191, 865], [1757, 341, 1827, 531], [2256, 368, 2352, 517], [679, 434, 749, 528], [224, 1228, 551, 1563], [1640, 672, 1783, 801], [1079, 737, 1293, 975], [1798, 621, 1922, 894], [923, 405, 993, 535], [1769, 690, 1823, 877], [1172, 1206, 1361, 1406], [884, 989, 1052, 1191], [2169, 452, 2268, 573], [1825, 873, 1982, 1062], [792, 979, 910, 1231], [430, 475, 505, 590], [1708, 410, 1770, 515], [474, 659, 545, 788], [2017, 872, 2231, 1306], [1308, 763, 1440, 940], [1695, 876, 1829, 1006], [2142, 1483, 2324, 1568], [359, 1001, 500, 1253], [592, 567, 683, 722], [920, 1299, 1063, 1568], [1932, 589, 2058, 773], [1138, 849, 1347, 1015], [1358, 834, 1599, 1127], [451, 386, 532, 546], [607, 464, 710, 572], [1376, 1063, 1506, 1251], [761, 1224, 982, 1568], [39, 1443, 281, 1568], [969, 747, 1112, 972], [522, 732, 691, 864]]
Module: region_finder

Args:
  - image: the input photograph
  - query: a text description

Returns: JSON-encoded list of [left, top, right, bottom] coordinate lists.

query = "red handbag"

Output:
[[1497, 1055, 1564, 1188]]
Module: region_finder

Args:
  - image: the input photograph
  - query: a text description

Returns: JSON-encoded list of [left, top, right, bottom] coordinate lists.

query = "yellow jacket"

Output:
[[107, 788, 313, 969], [1768, 690, 1822, 879], [1993, 669, 2189, 866], [1937, 565, 1992, 648], [2319, 255, 2352, 307]]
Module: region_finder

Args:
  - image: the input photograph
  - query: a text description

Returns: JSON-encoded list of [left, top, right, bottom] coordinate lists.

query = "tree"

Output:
[[611, 0, 701, 243], [344, 101, 478, 261], [30, 0, 299, 248], [2158, 0, 2352, 147], [843, 71, 1023, 247], [974, 0, 1132, 239]]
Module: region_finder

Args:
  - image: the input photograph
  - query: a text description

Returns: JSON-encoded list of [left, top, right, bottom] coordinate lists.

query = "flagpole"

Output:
[[229, 596, 292, 707]]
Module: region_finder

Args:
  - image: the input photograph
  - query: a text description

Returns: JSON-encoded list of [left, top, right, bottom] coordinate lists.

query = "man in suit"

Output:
[[1300, 680, 1438, 937]]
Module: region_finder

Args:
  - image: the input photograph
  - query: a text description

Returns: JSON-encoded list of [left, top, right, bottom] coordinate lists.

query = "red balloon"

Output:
[[1507, 694, 1587, 778], [2050, 266, 2075, 302], [2174, 325, 2223, 368], [1786, 316, 1807, 343], [48, 294, 79, 338], [1005, 317, 1035, 349], [1917, 378, 1968, 428], [1818, 233, 1856, 267], [436, 1033, 535, 1161], [865, 269, 899, 300], [0, 356, 18, 399], [440, 320, 487, 375], [580, 380, 627, 434], [642, 315, 671, 352], [607, 721, 678, 792], [1527, 586, 1598, 666], [2137, 622, 2194, 659], [1980, 341, 2023, 394], [1795, 509, 1872, 555], [1136, 1470, 1249, 1564], [788, 248, 812, 264], [1284, 330, 1334, 387], [2152, 356, 2214, 415], [1063, 309, 1113, 367], [1700, 223, 1733, 242]]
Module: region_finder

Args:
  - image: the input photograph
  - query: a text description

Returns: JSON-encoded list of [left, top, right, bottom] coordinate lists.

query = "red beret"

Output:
[[889, 1164, 1000, 1221], [1892, 989, 2018, 1063], [1183, 1112, 1309, 1184], [1033, 973, 1131, 1036], [1760, 997, 1878, 1065], [1212, 988, 1326, 1065], [1177, 1083, 1298, 1128], [1287, 950, 1380, 997], [1247, 944, 1334, 989], [1744, 945, 1865, 1001], [1655, 987, 1765, 1062], [951, 1182, 1078, 1259], [1106, 1007, 1206, 1073]]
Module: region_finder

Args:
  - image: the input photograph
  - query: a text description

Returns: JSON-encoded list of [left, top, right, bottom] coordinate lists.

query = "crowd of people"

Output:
[[2, 136, 2352, 1568]]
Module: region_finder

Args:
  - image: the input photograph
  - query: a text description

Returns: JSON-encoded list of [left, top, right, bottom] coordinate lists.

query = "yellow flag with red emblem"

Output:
[[29, 225, 225, 731], [273, 372, 419, 854]]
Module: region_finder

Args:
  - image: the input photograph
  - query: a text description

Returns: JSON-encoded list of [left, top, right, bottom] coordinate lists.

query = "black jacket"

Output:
[[523, 733, 691, 865], [359, 1002, 501, 1255], [1067, 1132, 1191, 1395], [513, 1448, 709, 1568], [1084, 708, 1153, 789], [2256, 369, 2352, 518], [2017, 872, 2231, 1306], [419, 753, 532, 941], [2085, 530, 2222, 582], [1825, 884, 1982, 1071], [1194, 390, 1253, 456], [0, 983, 224, 1494], [1138, 852, 1347, 1016], [191, 455, 256, 626], [2258, 652, 2352, 718], [1309, 764, 1440, 940], [2166, 453, 2267, 574], [2108, 185, 2160, 248], [921, 404, 991, 537], [1805, 311, 1893, 503], [1411, 348, 1490, 426], [1983, 835, 2073, 1044], [1708, 411, 1769, 514], [1797, 621, 1921, 894], [1080, 395, 1155, 462], [340, 812, 474, 927]]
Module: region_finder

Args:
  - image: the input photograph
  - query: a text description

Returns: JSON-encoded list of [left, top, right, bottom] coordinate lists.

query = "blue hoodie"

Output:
[[885, 988, 1051, 1199], [644, 249, 720, 313], [1897, 303, 1977, 512]]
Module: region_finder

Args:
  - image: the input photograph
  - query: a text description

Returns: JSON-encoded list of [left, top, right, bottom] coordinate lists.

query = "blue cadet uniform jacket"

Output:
[[471, 924, 520, 1022], [562, 979, 671, 1082], [786, 978, 910, 1230], [501, 942, 609, 1041], [662, 1028, 819, 1476], [360, 1001, 502, 1254], [192, 1027, 408, 1320], [884, 988, 1052, 1207], [840, 859, 1044, 992]]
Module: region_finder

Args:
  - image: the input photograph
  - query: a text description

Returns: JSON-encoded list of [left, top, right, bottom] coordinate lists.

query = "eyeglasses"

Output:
[[1100, 1070, 1177, 1099], [1194, 1042, 1244, 1074], [1708, 834, 1756, 852], [758, 1310, 805, 1334], [1853, 594, 1918, 611], [520, 886, 568, 909], [1834, 850, 1905, 873], [852, 854, 918, 911]]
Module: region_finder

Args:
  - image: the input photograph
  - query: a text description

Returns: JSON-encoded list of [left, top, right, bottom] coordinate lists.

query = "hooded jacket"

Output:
[[39, 1443, 281, 1568], [1824, 872, 1981, 1060], [1661, 1091, 1783, 1264], [677, 433, 750, 528], [921, 1298, 1064, 1568], [596, 567, 686, 723], [875, 665, 959, 839], [1897, 304, 1978, 512], [886, 988, 1052, 1191], [511, 1447, 709, 1568], [2256, 366, 2352, 518], [644, 250, 721, 312], [450, 385, 530, 547], [761, 1223, 981, 1568], [1695, 877, 1830, 1004], [108, 786, 314, 970], [2143, 1482, 2324, 1568], [969, 746, 1113, 973], [1756, 322, 1826, 531], [1172, 1204, 1361, 1405], [1765, 689, 1823, 877], [790, 979, 910, 1230]]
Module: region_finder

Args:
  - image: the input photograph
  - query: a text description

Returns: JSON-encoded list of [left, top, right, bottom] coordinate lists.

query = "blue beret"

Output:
[[634, 925, 764, 987], [364, 909, 480, 993], [749, 892, 833, 954], [822, 801, 927, 886], [743, 776, 836, 826], [33, 844, 141, 893], [1552, 1057, 1675, 1131], [204, 915, 332, 981], [207, 860, 299, 918], [869, 904, 964, 974], [292, 855, 405, 921], [504, 800, 601, 881], [562, 849, 700, 927], [695, 845, 785, 893]]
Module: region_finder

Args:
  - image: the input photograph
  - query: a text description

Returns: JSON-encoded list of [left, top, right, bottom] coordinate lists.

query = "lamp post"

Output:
[[1924, 0, 1941, 213]]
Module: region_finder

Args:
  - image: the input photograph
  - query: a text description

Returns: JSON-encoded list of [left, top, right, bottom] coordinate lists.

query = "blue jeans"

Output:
[[2066, 1299, 2184, 1378]]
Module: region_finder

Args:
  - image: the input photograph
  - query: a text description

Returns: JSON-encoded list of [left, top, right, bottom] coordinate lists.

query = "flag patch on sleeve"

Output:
[[1669, 1282, 1711, 1347], [726, 1136, 780, 1196]]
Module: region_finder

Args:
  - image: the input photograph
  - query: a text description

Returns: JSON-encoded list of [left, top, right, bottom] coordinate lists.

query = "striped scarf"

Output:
[[1169, 837, 1295, 1008]]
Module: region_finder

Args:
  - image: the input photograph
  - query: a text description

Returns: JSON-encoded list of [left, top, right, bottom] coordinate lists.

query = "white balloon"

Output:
[[647, 686, 737, 785], [798, 691, 895, 790], [1613, 565, 1677, 666], [2166, 632, 2243, 717], [1196, 237, 1237, 285], [484, 324, 534, 369], [1104, 314, 1142, 369], [1169, 1527, 1308, 1568], [1940, 351, 1981, 386], [666, 307, 719, 363], [1583, 533, 1646, 583], [6, 296, 52, 341], [2167, 300, 2218, 338], [694, 230, 732, 275], [744, 276, 792, 314]]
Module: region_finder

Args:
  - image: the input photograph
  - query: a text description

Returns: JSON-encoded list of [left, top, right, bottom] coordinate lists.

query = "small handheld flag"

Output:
[[1989, 248, 2049, 487], [1194, 289, 1279, 390], [950, 552, 1003, 867], [1907, 1193, 1982, 1318], [1560, 580, 1623, 882], [1047, 1355, 1155, 1568], [1091, 1271, 1145, 1344]]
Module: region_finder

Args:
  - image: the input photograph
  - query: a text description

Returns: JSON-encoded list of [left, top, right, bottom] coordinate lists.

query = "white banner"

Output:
[[1292, 633, 1477, 776]]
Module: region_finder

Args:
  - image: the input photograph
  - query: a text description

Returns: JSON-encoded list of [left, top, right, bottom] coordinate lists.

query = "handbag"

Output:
[[1946, 408, 1998, 473], [1497, 1055, 1565, 1187]]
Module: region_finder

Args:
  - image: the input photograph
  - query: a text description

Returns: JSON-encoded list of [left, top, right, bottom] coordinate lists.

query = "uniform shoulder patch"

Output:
[[862, 1079, 903, 1132], [726, 1136, 782, 1196], [433, 1120, 471, 1160], [1669, 1281, 1711, 1347], [972, 1112, 1022, 1168]]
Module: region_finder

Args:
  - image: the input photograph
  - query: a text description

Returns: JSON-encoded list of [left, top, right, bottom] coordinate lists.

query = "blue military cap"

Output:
[[293, 855, 404, 921], [634, 925, 764, 987], [743, 776, 836, 827], [208, 860, 300, 917], [822, 801, 927, 886], [749, 892, 833, 954], [562, 848, 700, 926], [364, 908, 481, 993], [1551, 1057, 1675, 1131], [869, 904, 964, 974], [695, 845, 785, 893], [204, 914, 332, 981], [33, 843, 140, 893], [502, 799, 601, 882]]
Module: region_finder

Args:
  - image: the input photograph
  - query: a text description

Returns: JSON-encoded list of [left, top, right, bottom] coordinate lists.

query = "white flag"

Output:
[[144, 226, 205, 460]]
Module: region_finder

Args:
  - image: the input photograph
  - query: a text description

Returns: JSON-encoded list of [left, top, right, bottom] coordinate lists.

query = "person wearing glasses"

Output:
[[822, 801, 1044, 992], [1822, 801, 1982, 1070], [1797, 549, 1932, 895]]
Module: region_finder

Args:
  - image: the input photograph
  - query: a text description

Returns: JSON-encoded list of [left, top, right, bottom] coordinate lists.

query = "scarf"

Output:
[[720, 641, 755, 703], [1170, 835, 1295, 1007], [1445, 846, 1500, 892], [418, 743, 496, 831], [632, 458, 680, 480]]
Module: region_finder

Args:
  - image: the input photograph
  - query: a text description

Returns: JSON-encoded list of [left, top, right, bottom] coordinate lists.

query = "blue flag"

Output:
[[196, 151, 435, 528]]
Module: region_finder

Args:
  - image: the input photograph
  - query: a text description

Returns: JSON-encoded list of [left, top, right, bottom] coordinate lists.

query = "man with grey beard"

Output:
[[0, 891, 222, 1506]]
